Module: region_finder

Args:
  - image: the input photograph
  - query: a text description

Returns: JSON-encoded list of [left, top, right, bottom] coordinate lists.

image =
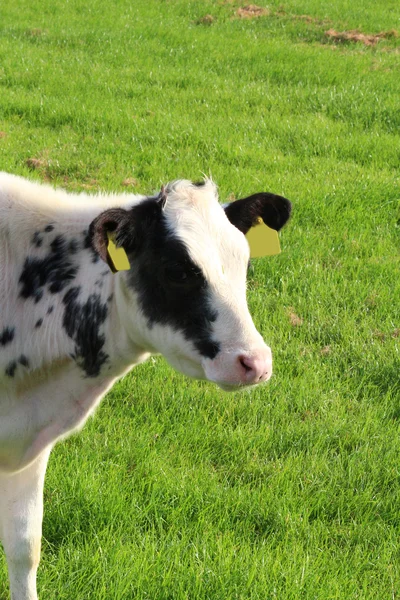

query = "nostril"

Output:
[[239, 356, 253, 373], [237, 353, 272, 384]]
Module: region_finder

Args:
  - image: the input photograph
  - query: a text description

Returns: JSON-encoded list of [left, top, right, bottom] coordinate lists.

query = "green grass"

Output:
[[1, 0, 400, 598]]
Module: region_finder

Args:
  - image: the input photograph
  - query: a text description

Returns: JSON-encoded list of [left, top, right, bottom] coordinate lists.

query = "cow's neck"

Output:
[[110, 272, 153, 360]]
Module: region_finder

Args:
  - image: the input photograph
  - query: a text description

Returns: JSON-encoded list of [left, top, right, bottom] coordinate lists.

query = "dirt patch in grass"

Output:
[[26, 157, 47, 171], [236, 5, 270, 19], [122, 178, 138, 187], [325, 28, 398, 47], [0, 131, 7, 139], [62, 178, 100, 191], [373, 328, 400, 343], [320, 345, 331, 356], [25, 158, 101, 189], [79, 180, 99, 190], [25, 28, 46, 38], [230, 4, 398, 51], [295, 15, 321, 23], [234, 5, 329, 24], [196, 14, 215, 25], [288, 308, 303, 327], [25, 157, 57, 183], [293, 14, 331, 25]]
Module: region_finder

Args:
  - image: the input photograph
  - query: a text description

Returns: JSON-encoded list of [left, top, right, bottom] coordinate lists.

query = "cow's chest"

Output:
[[0, 360, 119, 472]]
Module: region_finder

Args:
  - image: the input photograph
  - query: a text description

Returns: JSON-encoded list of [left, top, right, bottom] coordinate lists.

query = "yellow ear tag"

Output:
[[246, 218, 281, 258], [106, 232, 131, 272]]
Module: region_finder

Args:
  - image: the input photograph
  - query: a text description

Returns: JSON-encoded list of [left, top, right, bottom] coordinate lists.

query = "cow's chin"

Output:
[[165, 355, 233, 390], [214, 381, 251, 392], [165, 355, 257, 393], [166, 354, 206, 381], [205, 377, 260, 392]]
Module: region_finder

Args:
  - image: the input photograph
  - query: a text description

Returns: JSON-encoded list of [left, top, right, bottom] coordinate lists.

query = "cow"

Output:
[[0, 172, 291, 599]]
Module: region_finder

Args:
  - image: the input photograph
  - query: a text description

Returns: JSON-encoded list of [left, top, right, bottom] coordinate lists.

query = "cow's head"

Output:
[[90, 180, 291, 390]]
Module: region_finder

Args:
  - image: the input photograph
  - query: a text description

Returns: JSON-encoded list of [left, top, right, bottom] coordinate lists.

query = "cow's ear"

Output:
[[224, 192, 291, 235], [89, 208, 134, 267]]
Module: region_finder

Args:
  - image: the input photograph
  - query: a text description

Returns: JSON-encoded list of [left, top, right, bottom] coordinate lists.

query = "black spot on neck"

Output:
[[83, 229, 100, 263], [0, 326, 15, 346], [35, 318, 43, 328], [5, 355, 30, 377], [50, 235, 65, 253], [19, 234, 79, 301], [62, 287, 109, 377], [19, 354, 29, 367], [68, 239, 80, 254], [5, 360, 17, 377], [32, 231, 43, 248]]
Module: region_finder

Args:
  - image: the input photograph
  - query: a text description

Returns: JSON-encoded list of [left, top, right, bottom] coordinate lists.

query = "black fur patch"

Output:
[[44, 224, 54, 233], [5, 360, 17, 377], [68, 239, 80, 254], [50, 235, 65, 254], [83, 229, 101, 264], [62, 286, 109, 377], [19, 354, 29, 367], [119, 199, 221, 360], [19, 234, 79, 301], [47, 306, 54, 314], [32, 231, 43, 248], [35, 319, 43, 328], [224, 192, 292, 234], [0, 326, 15, 346], [83, 230, 91, 249], [5, 355, 30, 377]]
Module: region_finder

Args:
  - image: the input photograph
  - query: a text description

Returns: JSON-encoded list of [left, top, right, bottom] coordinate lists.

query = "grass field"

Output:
[[1, 0, 400, 598]]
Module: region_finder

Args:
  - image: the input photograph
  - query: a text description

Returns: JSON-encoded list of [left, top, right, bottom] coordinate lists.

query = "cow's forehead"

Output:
[[162, 180, 250, 277]]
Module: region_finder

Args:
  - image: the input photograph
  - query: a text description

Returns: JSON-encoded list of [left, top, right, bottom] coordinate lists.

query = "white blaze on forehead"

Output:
[[162, 180, 250, 285]]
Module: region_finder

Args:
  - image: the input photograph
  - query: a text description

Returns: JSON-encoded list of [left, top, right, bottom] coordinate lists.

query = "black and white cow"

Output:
[[0, 173, 291, 599]]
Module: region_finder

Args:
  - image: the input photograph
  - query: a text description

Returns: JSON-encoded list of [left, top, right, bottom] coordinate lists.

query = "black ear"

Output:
[[224, 192, 292, 235], [89, 208, 134, 266]]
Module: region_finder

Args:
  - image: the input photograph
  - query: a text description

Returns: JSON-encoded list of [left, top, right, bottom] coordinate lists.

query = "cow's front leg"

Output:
[[0, 448, 51, 600]]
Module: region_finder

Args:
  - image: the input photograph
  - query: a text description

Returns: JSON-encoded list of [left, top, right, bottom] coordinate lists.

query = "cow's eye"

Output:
[[165, 264, 189, 283], [164, 262, 203, 286]]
